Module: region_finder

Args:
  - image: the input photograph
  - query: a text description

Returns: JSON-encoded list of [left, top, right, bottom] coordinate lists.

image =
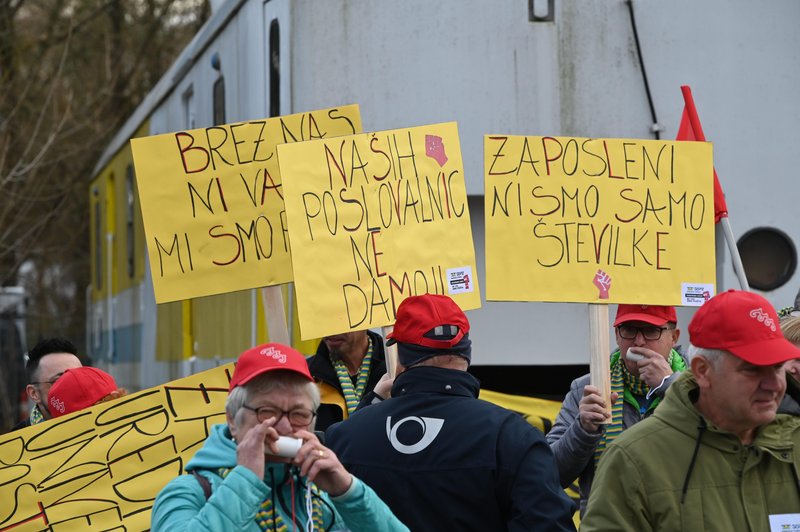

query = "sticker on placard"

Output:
[[769, 513, 800, 531], [682, 283, 714, 306], [447, 267, 474, 294]]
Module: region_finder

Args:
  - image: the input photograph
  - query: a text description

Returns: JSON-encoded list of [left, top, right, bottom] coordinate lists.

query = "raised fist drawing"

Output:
[[425, 135, 448, 167], [593, 269, 611, 300]]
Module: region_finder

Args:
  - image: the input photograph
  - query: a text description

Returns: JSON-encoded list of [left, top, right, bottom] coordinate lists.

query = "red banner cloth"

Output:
[[676, 85, 729, 222]]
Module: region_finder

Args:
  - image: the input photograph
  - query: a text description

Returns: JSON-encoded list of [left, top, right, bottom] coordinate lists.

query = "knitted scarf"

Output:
[[29, 403, 45, 425], [219, 467, 325, 531], [333, 336, 373, 414], [594, 349, 685, 465]]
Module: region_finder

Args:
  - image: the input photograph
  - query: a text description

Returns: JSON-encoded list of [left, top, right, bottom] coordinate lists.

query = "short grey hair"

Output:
[[226, 385, 249, 419], [225, 370, 321, 421], [687, 344, 729, 368]]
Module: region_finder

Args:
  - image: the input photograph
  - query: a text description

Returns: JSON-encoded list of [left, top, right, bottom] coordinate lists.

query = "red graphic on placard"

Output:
[[425, 135, 448, 167], [593, 269, 611, 300]]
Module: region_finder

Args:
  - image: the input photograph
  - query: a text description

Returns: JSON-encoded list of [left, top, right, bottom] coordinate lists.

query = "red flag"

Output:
[[676, 85, 728, 223]]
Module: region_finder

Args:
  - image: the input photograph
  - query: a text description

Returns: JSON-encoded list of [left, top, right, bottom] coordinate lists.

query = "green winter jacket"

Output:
[[581, 371, 800, 531]]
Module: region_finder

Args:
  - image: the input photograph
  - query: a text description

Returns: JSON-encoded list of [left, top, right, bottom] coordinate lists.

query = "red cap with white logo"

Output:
[[229, 343, 312, 391], [48, 366, 117, 418], [689, 290, 800, 366]]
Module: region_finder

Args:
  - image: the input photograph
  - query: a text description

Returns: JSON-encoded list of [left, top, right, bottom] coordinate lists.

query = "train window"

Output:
[[213, 76, 225, 125], [529, 0, 555, 22], [269, 19, 280, 117], [738, 227, 797, 291], [183, 86, 195, 129], [125, 165, 135, 278]]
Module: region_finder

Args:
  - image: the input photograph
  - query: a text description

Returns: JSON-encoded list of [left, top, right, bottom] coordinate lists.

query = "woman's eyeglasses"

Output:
[[241, 404, 317, 426]]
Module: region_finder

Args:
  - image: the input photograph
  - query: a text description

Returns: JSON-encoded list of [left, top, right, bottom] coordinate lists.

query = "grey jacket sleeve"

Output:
[[545, 376, 603, 489]]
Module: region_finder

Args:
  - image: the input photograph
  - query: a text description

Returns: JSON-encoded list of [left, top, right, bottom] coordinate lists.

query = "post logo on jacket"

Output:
[[385, 416, 444, 454]]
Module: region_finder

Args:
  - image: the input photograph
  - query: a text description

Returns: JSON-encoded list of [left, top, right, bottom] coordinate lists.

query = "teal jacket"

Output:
[[151, 424, 409, 531], [581, 371, 800, 531]]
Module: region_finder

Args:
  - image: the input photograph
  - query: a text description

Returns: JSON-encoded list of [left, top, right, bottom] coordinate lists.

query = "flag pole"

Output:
[[680, 86, 750, 291], [719, 217, 750, 290]]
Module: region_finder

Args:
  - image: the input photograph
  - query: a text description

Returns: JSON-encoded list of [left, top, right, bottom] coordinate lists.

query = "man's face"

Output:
[[322, 332, 367, 358], [615, 320, 679, 372], [27, 353, 82, 418], [695, 353, 786, 437]]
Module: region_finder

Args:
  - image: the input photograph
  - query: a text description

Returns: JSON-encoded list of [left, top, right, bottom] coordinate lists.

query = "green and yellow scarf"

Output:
[[333, 336, 374, 414], [218, 467, 325, 531], [594, 349, 685, 465]]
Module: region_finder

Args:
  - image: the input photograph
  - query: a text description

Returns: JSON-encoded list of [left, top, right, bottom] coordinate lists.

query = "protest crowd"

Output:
[[5, 109, 799, 529], [7, 289, 800, 531], [5, 0, 792, 528]]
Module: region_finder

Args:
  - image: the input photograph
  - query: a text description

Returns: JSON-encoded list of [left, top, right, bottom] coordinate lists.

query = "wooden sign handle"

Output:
[[261, 286, 290, 346], [588, 303, 612, 421], [382, 325, 398, 379]]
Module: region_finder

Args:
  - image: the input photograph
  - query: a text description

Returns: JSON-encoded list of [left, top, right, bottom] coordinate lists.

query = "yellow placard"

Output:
[[131, 106, 362, 303], [484, 135, 715, 304], [279, 122, 481, 339], [0, 365, 232, 531]]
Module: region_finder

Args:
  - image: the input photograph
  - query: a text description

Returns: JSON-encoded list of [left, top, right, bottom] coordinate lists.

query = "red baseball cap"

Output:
[[48, 366, 118, 418], [614, 304, 677, 327], [386, 294, 469, 349], [689, 289, 800, 366], [229, 343, 312, 391]]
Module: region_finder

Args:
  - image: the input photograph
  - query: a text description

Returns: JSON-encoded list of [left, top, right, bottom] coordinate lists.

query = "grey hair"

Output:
[[687, 344, 729, 368], [225, 370, 321, 421], [780, 315, 800, 346], [226, 385, 249, 419]]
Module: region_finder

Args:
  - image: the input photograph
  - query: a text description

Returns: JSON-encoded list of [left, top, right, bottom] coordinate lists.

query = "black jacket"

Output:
[[306, 330, 387, 432], [326, 366, 577, 532], [779, 373, 800, 415], [10, 417, 31, 432]]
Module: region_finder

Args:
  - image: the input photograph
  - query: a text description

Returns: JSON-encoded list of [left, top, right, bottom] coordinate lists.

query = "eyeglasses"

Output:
[[242, 404, 316, 426], [617, 325, 672, 341]]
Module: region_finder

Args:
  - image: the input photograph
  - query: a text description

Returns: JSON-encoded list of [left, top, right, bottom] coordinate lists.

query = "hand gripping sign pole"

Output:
[[589, 269, 613, 419]]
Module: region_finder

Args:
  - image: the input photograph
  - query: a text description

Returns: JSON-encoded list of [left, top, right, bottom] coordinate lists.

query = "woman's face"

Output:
[[229, 386, 315, 443]]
